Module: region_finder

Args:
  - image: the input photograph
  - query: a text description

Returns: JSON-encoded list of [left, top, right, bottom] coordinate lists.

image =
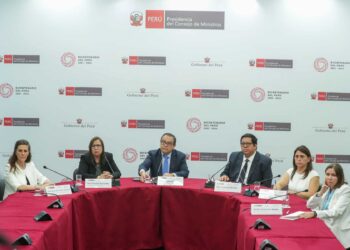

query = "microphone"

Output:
[[42, 166, 79, 193], [104, 154, 120, 187], [18, 189, 64, 208], [204, 163, 228, 188], [44, 191, 64, 209], [265, 189, 308, 204], [244, 174, 281, 197]]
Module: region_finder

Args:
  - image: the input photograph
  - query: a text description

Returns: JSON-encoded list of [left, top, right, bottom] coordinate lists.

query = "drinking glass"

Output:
[[75, 174, 83, 186], [253, 181, 261, 192], [282, 194, 290, 208]]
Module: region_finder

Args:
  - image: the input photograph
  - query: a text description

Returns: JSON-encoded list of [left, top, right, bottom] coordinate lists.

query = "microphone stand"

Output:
[[244, 174, 281, 197], [151, 158, 163, 185], [19, 189, 64, 209], [43, 166, 79, 193], [204, 164, 228, 188], [104, 154, 120, 187], [44, 191, 64, 209]]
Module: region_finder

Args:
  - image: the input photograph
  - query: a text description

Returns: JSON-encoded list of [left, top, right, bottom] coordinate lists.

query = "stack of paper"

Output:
[[280, 211, 304, 220]]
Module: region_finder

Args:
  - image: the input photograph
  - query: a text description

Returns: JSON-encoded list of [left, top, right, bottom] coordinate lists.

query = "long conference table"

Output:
[[0, 178, 345, 250]]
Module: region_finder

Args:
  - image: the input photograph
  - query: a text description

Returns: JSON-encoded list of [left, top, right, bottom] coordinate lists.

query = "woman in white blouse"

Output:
[[274, 145, 320, 199], [300, 164, 350, 249], [4, 139, 51, 200]]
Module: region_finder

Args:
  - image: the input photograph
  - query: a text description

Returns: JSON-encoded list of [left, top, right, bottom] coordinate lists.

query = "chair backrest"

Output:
[[0, 178, 5, 201], [73, 168, 79, 181]]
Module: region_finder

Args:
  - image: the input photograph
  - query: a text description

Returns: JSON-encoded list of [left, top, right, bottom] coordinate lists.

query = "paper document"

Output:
[[280, 211, 304, 220]]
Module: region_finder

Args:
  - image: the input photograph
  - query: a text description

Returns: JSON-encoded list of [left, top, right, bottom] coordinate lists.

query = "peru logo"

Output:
[[247, 122, 254, 130], [185, 90, 191, 97], [121, 120, 127, 127], [58, 88, 65, 95], [145, 10, 164, 29], [249, 59, 255, 67], [121, 57, 129, 64], [130, 11, 143, 26]]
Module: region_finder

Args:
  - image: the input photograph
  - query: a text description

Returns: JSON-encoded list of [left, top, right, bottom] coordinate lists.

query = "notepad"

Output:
[[280, 211, 304, 220]]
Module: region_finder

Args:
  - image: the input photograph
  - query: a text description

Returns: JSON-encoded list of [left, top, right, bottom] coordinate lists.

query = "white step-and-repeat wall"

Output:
[[1, 0, 350, 183]]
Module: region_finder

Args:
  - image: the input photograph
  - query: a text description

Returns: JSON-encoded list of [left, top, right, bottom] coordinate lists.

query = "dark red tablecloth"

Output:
[[237, 202, 344, 250], [255, 237, 344, 250], [0, 179, 162, 250], [0, 191, 74, 250], [72, 179, 162, 250], [161, 178, 241, 250]]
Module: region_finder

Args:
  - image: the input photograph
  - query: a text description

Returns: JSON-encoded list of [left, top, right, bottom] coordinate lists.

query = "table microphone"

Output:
[[244, 174, 281, 197], [104, 154, 120, 187], [204, 163, 229, 188], [42, 166, 79, 193], [44, 191, 64, 209], [19, 189, 64, 209], [265, 189, 308, 204]]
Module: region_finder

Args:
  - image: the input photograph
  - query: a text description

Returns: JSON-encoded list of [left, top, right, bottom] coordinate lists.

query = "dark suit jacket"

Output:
[[138, 149, 189, 178], [220, 151, 272, 187], [78, 152, 121, 180]]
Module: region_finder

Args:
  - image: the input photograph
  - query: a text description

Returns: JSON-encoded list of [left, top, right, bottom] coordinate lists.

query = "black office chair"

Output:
[[0, 178, 5, 201], [73, 168, 79, 181]]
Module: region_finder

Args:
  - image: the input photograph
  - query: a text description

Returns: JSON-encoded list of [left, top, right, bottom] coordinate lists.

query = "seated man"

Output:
[[138, 133, 189, 182], [220, 133, 272, 187]]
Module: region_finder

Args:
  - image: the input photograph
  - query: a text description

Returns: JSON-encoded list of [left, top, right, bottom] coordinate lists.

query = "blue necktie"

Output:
[[162, 155, 169, 175]]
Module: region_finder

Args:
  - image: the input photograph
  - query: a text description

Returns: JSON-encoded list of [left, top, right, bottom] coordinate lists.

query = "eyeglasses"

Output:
[[240, 142, 253, 147], [91, 144, 102, 148], [160, 140, 174, 146]]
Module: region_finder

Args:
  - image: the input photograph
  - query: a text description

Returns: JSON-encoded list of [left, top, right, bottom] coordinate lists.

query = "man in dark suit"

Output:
[[220, 133, 272, 187], [138, 133, 189, 182]]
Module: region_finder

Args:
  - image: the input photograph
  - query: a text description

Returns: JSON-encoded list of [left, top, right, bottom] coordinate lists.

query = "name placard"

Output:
[[258, 189, 287, 200], [45, 184, 72, 196], [85, 179, 112, 188], [157, 176, 184, 186], [251, 204, 283, 215], [214, 181, 242, 193]]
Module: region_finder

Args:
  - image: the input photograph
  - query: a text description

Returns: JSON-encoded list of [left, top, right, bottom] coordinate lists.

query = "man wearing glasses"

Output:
[[219, 133, 272, 187], [138, 133, 189, 182]]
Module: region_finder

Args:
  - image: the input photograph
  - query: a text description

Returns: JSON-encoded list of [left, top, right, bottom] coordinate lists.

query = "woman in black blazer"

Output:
[[78, 136, 121, 180]]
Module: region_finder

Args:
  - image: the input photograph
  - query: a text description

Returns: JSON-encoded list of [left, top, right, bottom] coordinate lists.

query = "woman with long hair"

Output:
[[4, 139, 51, 199], [274, 145, 320, 199], [300, 163, 350, 249]]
